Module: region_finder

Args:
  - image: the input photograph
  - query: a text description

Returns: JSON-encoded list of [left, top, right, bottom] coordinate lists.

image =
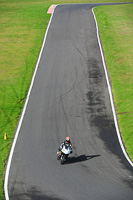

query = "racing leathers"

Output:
[[58, 141, 72, 152]]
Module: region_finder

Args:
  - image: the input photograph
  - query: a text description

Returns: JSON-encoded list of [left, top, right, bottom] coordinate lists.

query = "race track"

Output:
[[7, 4, 133, 200]]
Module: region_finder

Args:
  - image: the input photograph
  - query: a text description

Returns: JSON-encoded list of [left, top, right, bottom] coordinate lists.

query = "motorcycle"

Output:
[[57, 144, 72, 164]]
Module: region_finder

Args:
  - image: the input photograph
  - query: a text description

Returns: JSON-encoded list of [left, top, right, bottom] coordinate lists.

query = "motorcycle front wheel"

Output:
[[60, 155, 65, 165]]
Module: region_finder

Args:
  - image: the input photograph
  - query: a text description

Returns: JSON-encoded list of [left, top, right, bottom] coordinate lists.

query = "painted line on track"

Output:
[[47, 5, 56, 14], [4, 5, 57, 200], [92, 7, 133, 168]]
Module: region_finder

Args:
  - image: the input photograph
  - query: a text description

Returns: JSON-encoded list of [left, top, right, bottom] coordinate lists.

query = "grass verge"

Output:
[[0, 1, 51, 199], [94, 4, 133, 161], [0, 0, 133, 199]]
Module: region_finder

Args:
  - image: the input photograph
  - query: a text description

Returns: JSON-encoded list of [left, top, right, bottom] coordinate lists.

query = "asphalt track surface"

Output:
[[7, 4, 133, 200]]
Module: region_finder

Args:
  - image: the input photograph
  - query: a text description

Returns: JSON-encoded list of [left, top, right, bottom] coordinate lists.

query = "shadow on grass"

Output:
[[0, 62, 29, 134]]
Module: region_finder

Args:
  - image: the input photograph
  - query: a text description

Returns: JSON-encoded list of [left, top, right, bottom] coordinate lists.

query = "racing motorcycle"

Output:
[[57, 144, 72, 164]]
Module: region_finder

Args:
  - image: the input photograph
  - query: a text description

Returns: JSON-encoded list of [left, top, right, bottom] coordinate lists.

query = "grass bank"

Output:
[[0, 0, 133, 199], [94, 4, 133, 161], [0, 1, 51, 199]]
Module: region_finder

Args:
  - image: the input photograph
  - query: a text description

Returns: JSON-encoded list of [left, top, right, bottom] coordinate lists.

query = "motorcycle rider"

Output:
[[58, 136, 72, 152]]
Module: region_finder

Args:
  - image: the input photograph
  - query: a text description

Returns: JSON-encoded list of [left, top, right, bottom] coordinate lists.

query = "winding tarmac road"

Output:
[[7, 4, 133, 200]]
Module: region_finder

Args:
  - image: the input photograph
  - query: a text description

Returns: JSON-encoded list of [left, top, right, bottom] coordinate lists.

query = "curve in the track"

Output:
[[6, 4, 133, 200]]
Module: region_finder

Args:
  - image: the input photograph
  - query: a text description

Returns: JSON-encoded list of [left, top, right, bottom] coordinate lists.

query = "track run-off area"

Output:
[[5, 3, 133, 200]]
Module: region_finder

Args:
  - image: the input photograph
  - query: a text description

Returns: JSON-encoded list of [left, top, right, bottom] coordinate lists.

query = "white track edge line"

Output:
[[4, 5, 57, 200], [92, 7, 133, 168]]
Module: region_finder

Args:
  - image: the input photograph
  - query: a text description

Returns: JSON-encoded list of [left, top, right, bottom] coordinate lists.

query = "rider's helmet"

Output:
[[65, 136, 70, 143]]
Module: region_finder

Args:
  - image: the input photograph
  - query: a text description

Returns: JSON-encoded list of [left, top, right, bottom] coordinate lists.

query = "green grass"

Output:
[[94, 4, 133, 160], [0, 0, 133, 199], [0, 1, 51, 199]]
